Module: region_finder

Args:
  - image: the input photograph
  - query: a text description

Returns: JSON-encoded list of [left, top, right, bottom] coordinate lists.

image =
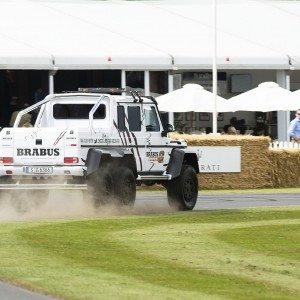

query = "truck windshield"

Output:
[[53, 104, 106, 119]]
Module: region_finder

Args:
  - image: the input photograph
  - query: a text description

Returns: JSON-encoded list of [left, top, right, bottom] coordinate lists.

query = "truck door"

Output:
[[142, 105, 169, 172], [117, 104, 144, 172], [116, 104, 168, 173]]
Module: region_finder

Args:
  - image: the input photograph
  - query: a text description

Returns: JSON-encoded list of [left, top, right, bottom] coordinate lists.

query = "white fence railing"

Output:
[[269, 141, 300, 149]]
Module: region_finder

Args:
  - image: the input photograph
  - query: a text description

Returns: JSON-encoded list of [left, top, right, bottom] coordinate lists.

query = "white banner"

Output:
[[190, 146, 241, 173]]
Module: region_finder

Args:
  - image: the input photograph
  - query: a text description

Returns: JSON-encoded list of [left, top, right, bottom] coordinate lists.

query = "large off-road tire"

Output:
[[85, 166, 114, 208], [167, 164, 198, 211], [113, 167, 136, 207]]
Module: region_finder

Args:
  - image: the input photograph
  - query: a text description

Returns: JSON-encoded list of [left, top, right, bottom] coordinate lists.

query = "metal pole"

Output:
[[286, 73, 291, 139], [144, 70, 150, 96], [168, 71, 174, 126], [49, 71, 54, 94], [48, 68, 57, 94], [121, 70, 126, 96], [276, 70, 290, 141], [212, 0, 218, 134]]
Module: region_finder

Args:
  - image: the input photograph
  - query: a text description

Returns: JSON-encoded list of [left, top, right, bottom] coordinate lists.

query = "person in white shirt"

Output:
[[288, 109, 300, 142]]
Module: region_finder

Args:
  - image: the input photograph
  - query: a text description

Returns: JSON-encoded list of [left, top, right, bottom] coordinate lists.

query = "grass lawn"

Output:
[[0, 207, 299, 300], [138, 186, 300, 194], [198, 187, 300, 195]]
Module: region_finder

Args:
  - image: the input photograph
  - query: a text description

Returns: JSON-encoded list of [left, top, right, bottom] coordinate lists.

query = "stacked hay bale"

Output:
[[269, 149, 300, 187], [170, 133, 273, 190]]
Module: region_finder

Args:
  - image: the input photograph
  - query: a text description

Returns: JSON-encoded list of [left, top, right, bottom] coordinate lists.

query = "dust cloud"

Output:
[[0, 190, 126, 222], [0, 190, 171, 222]]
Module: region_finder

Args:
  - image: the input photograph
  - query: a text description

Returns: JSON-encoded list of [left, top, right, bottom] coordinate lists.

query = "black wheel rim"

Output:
[[183, 176, 196, 203], [95, 174, 112, 206], [121, 177, 134, 204]]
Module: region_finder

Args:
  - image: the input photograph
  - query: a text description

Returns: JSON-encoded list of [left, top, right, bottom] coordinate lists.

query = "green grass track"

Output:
[[0, 207, 299, 300]]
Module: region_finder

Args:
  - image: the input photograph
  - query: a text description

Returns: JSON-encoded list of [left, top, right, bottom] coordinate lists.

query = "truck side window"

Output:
[[53, 104, 106, 119], [144, 106, 160, 132], [117, 106, 126, 132], [127, 106, 141, 131]]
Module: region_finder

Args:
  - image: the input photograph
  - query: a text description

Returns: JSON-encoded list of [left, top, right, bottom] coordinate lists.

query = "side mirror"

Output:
[[167, 124, 174, 132], [161, 124, 174, 137]]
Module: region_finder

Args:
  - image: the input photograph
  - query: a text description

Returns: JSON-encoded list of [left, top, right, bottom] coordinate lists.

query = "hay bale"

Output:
[[142, 134, 299, 189], [269, 149, 300, 187], [169, 133, 273, 189]]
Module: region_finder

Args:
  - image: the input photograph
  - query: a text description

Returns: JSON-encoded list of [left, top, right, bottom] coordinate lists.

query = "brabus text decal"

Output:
[[17, 148, 60, 156]]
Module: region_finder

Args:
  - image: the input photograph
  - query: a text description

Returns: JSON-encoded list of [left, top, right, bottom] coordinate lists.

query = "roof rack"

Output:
[[129, 90, 143, 103], [77, 87, 125, 94], [128, 91, 157, 105], [63, 87, 157, 105], [76, 88, 143, 103], [143, 95, 158, 105]]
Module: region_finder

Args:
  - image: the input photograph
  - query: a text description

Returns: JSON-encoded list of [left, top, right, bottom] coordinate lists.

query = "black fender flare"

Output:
[[85, 148, 137, 177], [166, 148, 199, 179]]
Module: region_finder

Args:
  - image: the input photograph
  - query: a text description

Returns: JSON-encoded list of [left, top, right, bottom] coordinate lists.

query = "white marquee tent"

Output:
[[1, 0, 300, 140], [0, 0, 300, 70]]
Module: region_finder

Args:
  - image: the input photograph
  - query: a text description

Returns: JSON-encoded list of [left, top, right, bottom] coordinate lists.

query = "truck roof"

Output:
[[51, 93, 155, 105]]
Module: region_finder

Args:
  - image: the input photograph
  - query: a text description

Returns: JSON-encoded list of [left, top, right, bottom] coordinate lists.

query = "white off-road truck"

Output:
[[0, 88, 199, 210]]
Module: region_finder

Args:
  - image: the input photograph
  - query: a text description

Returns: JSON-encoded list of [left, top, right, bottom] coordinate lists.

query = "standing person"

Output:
[[230, 117, 238, 128], [288, 109, 300, 142], [33, 88, 45, 103]]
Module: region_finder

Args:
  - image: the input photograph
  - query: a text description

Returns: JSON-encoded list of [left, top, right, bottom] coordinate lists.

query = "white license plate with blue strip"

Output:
[[24, 167, 53, 174]]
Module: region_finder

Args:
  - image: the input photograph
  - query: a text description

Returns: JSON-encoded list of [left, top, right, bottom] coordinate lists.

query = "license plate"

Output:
[[24, 167, 53, 174]]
